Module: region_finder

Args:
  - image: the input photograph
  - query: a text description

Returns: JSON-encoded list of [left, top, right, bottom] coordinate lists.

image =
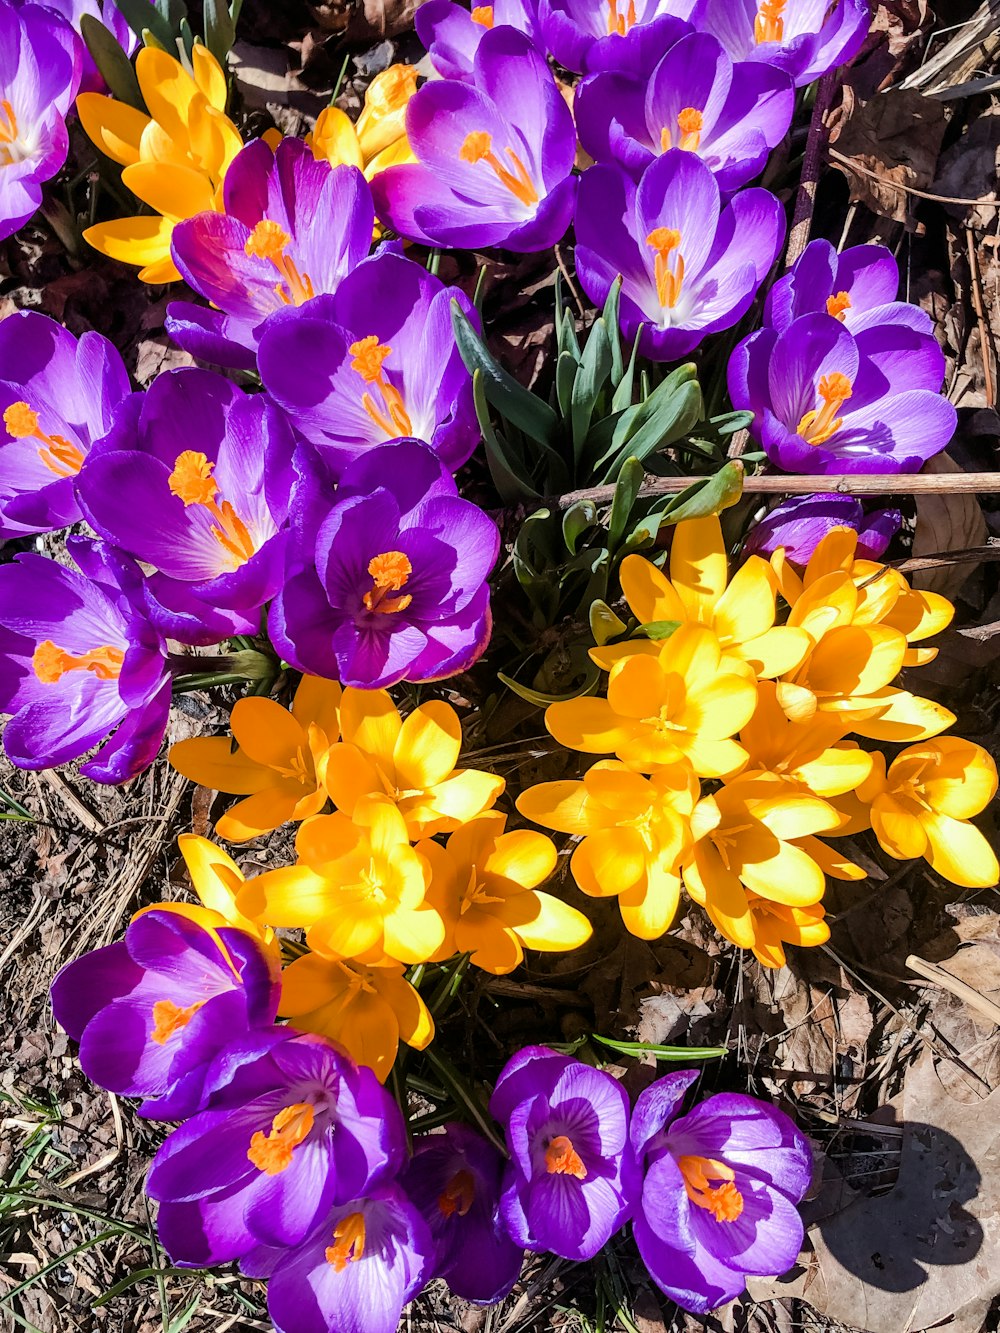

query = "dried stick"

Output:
[[967, 225, 996, 408], [906, 954, 1000, 1027], [785, 70, 838, 270]]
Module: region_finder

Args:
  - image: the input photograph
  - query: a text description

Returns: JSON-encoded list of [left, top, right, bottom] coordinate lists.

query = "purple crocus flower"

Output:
[[537, 1, 696, 73], [742, 493, 901, 565], [728, 311, 957, 474], [77, 367, 296, 641], [403, 1123, 524, 1304], [49, 911, 281, 1119], [415, 0, 540, 81], [149, 1031, 406, 1266], [0, 0, 81, 241], [0, 538, 173, 782], [690, 0, 870, 87], [630, 1070, 812, 1313], [489, 1046, 638, 1262], [0, 310, 131, 535], [575, 30, 793, 192], [257, 247, 478, 475], [765, 239, 931, 336], [575, 151, 784, 362], [270, 439, 499, 689], [372, 27, 577, 253], [241, 1184, 434, 1333], [167, 138, 374, 371]]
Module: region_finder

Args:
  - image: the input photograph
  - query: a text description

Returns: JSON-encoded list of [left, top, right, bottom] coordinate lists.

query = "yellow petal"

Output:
[[545, 696, 635, 755], [669, 515, 728, 622], [280, 954, 402, 1082], [896, 738, 998, 819], [663, 623, 723, 684], [484, 829, 558, 890], [796, 835, 866, 881], [731, 626, 812, 679], [619, 862, 680, 939], [83, 215, 175, 267], [394, 699, 461, 789], [588, 640, 660, 672], [192, 43, 228, 111], [403, 768, 504, 837], [178, 832, 243, 906], [230, 696, 305, 769], [308, 904, 386, 959], [363, 135, 416, 177], [292, 676, 342, 744], [739, 842, 826, 906], [356, 64, 418, 159], [883, 587, 954, 642], [354, 795, 411, 857], [238, 864, 333, 926], [774, 681, 818, 724], [339, 687, 401, 763], [922, 812, 999, 888], [310, 105, 365, 169], [713, 556, 776, 646], [793, 745, 874, 797], [851, 689, 955, 743], [319, 742, 381, 816], [168, 736, 269, 795], [136, 47, 201, 142], [871, 795, 927, 860], [382, 904, 446, 964], [377, 970, 434, 1049], [496, 888, 593, 952], [619, 554, 686, 625], [216, 786, 302, 841], [517, 779, 597, 835], [76, 92, 150, 165], [684, 845, 754, 949], [804, 625, 906, 698], [121, 160, 216, 221], [572, 828, 646, 897], [753, 791, 840, 840], [680, 674, 758, 740], [672, 736, 748, 780], [804, 526, 858, 584], [138, 253, 183, 284], [455, 913, 523, 974]]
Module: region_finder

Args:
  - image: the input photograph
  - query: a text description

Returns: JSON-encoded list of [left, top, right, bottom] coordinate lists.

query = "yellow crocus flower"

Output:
[[308, 64, 418, 180], [739, 680, 874, 798], [78, 44, 243, 282], [745, 897, 830, 970]]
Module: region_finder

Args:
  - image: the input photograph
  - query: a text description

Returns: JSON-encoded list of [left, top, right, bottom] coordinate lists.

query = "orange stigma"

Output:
[[544, 1135, 588, 1179], [646, 227, 685, 310], [678, 1155, 744, 1223], [662, 107, 704, 153], [754, 0, 785, 43], [348, 336, 414, 437], [325, 1212, 367, 1271], [247, 1102, 316, 1175], [606, 0, 637, 35], [797, 371, 853, 446], [4, 401, 85, 477], [438, 1169, 476, 1218], [151, 998, 204, 1045], [826, 291, 852, 321], [244, 218, 315, 306], [167, 451, 256, 568], [471, 5, 494, 24], [363, 551, 413, 614], [459, 131, 539, 209], [0, 98, 22, 164], [32, 639, 125, 685]]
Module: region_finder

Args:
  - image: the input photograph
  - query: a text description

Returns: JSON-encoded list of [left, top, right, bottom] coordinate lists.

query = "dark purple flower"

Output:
[[576, 151, 783, 362], [630, 1070, 812, 1313], [270, 439, 498, 689], [728, 311, 957, 473], [149, 1031, 406, 1266], [77, 367, 296, 640], [167, 138, 374, 370], [0, 0, 81, 241], [372, 26, 577, 253], [489, 1046, 638, 1262], [742, 493, 901, 565], [575, 30, 793, 192], [0, 310, 131, 535], [0, 538, 173, 782], [690, 0, 870, 87], [416, 0, 540, 81], [537, 1, 696, 73], [49, 911, 281, 1119], [257, 247, 479, 475], [403, 1123, 524, 1304], [241, 1184, 434, 1333], [765, 239, 931, 336]]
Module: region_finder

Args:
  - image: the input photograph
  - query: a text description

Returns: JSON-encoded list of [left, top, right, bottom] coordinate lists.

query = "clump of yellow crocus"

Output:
[[308, 64, 417, 179]]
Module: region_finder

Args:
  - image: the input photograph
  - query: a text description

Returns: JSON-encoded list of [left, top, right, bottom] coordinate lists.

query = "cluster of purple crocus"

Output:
[[51, 914, 813, 1323]]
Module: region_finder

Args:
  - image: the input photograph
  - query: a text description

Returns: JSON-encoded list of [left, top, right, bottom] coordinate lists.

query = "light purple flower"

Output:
[[241, 1184, 434, 1333], [728, 311, 957, 473], [257, 247, 478, 475], [372, 26, 577, 253], [0, 538, 173, 782], [167, 138, 374, 370], [403, 1123, 524, 1304], [575, 30, 793, 192], [49, 911, 281, 1119], [149, 1031, 406, 1266], [77, 367, 296, 641], [415, 0, 540, 81], [537, 0, 696, 73], [765, 238, 931, 336], [743, 493, 901, 564], [270, 439, 498, 689], [0, 0, 81, 241], [489, 1046, 638, 1262], [0, 310, 131, 534], [575, 150, 784, 362], [690, 0, 870, 87], [630, 1070, 812, 1314], [19, 0, 138, 93]]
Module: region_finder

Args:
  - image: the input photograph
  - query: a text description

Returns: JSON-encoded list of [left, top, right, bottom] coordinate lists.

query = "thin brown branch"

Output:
[[828, 147, 1000, 208], [786, 70, 839, 270]]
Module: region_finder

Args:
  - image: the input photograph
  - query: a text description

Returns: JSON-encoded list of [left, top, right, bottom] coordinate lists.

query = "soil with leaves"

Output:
[[3, 1, 1000, 1332]]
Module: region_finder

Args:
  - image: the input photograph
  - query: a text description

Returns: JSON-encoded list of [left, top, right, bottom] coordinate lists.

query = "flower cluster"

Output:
[[519, 514, 999, 967]]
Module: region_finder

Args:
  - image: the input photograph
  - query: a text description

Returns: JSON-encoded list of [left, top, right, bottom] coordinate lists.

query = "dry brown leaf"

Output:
[[912, 454, 990, 596], [829, 87, 947, 225], [933, 105, 1000, 231]]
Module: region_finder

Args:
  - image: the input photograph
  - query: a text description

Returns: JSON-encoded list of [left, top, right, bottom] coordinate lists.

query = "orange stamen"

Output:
[[459, 131, 539, 209], [325, 1212, 367, 1271], [544, 1134, 588, 1179], [244, 218, 315, 306], [646, 227, 685, 309], [606, 0, 637, 35], [32, 639, 125, 685], [0, 98, 21, 164], [796, 371, 853, 446], [678, 1155, 744, 1223], [348, 336, 414, 437], [471, 5, 494, 25], [151, 998, 204, 1045], [247, 1102, 316, 1175], [363, 550, 413, 615], [438, 1169, 476, 1218], [826, 291, 852, 321], [4, 401, 85, 478], [676, 107, 703, 152], [167, 450, 256, 566], [754, 0, 785, 43]]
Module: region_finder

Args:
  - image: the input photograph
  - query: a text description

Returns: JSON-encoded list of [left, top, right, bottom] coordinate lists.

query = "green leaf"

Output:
[[571, 316, 613, 462], [473, 371, 539, 505], [602, 277, 624, 386], [116, 0, 176, 47], [451, 301, 559, 450], [591, 1033, 728, 1060], [608, 455, 644, 551], [559, 306, 581, 361], [632, 619, 680, 640], [555, 348, 578, 420], [156, 0, 188, 27], [610, 324, 643, 413], [179, 14, 195, 58], [80, 15, 144, 109], [589, 598, 627, 646], [498, 663, 600, 707], [660, 459, 745, 525], [562, 499, 597, 555], [597, 374, 704, 483], [203, 0, 237, 63]]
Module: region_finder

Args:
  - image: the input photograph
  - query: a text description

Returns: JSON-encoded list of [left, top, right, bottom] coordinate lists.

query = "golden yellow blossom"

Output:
[[308, 65, 417, 180]]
